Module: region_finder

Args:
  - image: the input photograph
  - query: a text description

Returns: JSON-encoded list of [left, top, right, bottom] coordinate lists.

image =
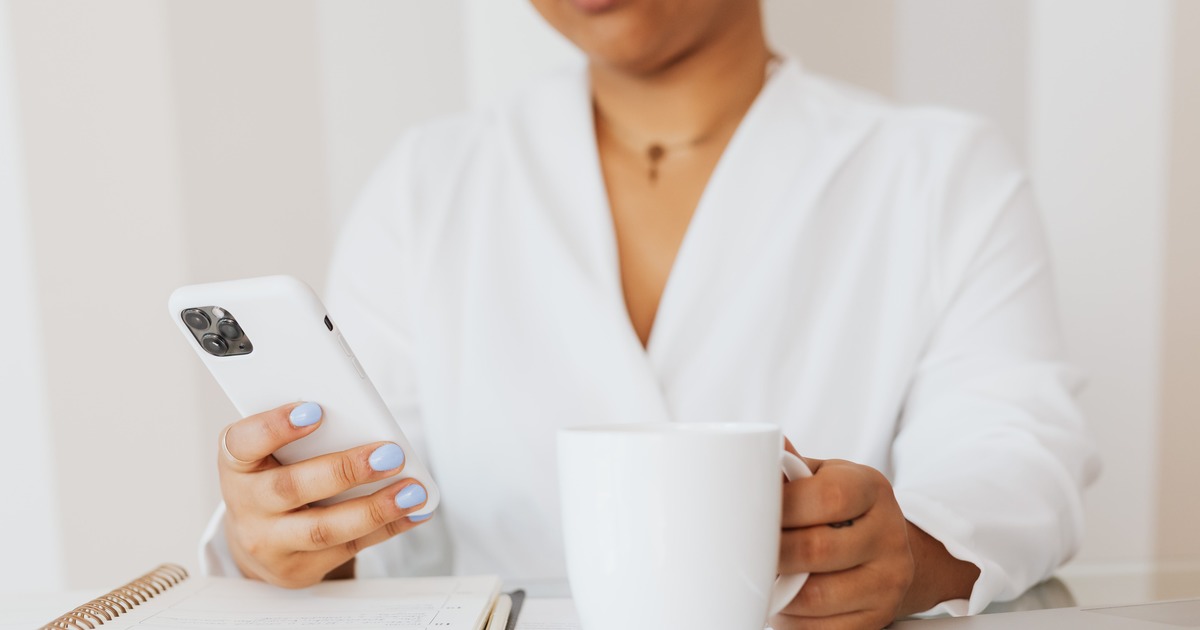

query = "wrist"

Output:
[[897, 520, 980, 617]]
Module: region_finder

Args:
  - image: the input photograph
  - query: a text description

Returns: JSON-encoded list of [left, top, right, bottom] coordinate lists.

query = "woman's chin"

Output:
[[533, 0, 701, 76]]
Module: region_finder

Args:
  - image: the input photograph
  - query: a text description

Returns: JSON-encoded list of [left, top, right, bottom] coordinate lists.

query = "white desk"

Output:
[[993, 564, 1200, 613], [6, 566, 1199, 628]]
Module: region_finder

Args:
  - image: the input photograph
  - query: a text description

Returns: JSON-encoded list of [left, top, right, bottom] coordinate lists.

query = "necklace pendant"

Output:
[[647, 143, 665, 184]]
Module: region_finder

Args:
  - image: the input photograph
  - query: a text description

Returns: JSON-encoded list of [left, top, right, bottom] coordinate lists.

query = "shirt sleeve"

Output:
[[890, 121, 1101, 615], [324, 133, 425, 456], [198, 502, 240, 576]]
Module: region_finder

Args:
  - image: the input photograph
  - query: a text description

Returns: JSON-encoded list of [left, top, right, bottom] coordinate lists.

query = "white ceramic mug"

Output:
[[558, 422, 811, 630]]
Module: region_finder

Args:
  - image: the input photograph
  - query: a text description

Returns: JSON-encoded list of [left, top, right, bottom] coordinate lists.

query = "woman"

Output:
[[202, 0, 1098, 627]]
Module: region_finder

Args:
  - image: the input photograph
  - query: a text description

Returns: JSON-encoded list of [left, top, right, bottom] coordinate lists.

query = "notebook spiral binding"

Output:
[[39, 564, 189, 630]]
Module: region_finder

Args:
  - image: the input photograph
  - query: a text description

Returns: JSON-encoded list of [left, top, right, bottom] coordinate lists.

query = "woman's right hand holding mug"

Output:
[[218, 401, 430, 588]]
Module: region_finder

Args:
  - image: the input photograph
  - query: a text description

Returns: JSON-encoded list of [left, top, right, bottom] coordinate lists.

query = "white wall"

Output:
[[315, 1, 470, 225], [893, 0, 1028, 156], [463, 0, 581, 109], [0, 0, 1194, 590], [0, 0, 61, 591], [6, 0, 204, 588], [1030, 0, 1173, 565], [887, 0, 1186, 569]]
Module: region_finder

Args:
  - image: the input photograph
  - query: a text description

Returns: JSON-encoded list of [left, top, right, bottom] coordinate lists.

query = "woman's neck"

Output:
[[589, 8, 771, 146]]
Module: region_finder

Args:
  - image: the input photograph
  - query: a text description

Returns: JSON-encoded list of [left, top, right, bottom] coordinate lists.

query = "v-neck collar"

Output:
[[502, 57, 881, 420], [579, 59, 807, 358], [638, 59, 803, 361]]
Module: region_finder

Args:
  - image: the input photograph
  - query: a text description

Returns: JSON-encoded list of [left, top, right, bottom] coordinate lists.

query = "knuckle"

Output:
[[343, 536, 361, 556], [800, 531, 832, 564], [863, 466, 889, 497], [259, 416, 286, 447], [333, 454, 359, 488], [797, 578, 828, 611], [820, 482, 848, 517], [241, 533, 269, 560], [308, 521, 333, 549], [366, 498, 391, 529], [384, 519, 407, 538], [270, 469, 299, 505]]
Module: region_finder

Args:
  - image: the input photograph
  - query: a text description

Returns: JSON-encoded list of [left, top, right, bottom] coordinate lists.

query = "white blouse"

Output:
[[201, 59, 1099, 616]]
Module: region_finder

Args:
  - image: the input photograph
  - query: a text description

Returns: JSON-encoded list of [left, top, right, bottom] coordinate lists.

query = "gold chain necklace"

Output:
[[597, 56, 781, 184]]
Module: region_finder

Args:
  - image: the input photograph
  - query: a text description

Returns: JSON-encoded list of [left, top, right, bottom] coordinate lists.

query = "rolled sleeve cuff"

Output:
[[894, 489, 1006, 616], [198, 502, 243, 578]]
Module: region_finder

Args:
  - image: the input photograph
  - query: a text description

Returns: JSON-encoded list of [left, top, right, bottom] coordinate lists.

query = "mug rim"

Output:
[[560, 421, 781, 435]]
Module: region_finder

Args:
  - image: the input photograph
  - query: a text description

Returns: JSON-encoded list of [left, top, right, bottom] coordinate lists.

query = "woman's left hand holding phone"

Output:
[[217, 401, 431, 588]]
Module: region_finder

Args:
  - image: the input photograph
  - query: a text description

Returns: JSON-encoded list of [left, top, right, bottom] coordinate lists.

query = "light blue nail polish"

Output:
[[289, 402, 322, 427], [408, 513, 432, 523], [395, 484, 427, 510], [369, 443, 405, 472]]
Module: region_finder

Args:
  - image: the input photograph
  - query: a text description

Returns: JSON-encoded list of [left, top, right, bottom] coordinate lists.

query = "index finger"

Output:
[[220, 402, 323, 472]]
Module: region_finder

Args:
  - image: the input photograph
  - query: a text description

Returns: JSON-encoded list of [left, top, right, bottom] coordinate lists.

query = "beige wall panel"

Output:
[[315, 0, 468, 228], [0, 0, 62, 591], [1030, 0, 1171, 564], [763, 0, 895, 97], [164, 0, 331, 288], [1157, 0, 1200, 565], [163, 1, 335, 471], [894, 0, 1029, 156], [7, 0, 204, 587]]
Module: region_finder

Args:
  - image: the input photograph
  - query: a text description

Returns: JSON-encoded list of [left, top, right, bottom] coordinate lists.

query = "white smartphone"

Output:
[[168, 275, 439, 515]]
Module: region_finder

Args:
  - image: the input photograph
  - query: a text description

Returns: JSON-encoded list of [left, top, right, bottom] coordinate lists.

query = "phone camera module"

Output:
[[181, 306, 253, 357], [217, 318, 243, 340], [183, 308, 211, 331], [201, 333, 229, 356]]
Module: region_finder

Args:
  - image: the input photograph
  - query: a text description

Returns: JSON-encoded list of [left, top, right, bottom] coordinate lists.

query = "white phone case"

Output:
[[168, 275, 439, 515]]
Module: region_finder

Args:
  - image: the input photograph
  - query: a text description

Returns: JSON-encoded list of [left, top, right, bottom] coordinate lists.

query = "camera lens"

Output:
[[201, 333, 229, 356], [183, 308, 211, 330], [217, 318, 243, 340]]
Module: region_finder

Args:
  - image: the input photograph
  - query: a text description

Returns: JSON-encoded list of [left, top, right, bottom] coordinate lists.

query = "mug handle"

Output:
[[768, 450, 813, 616]]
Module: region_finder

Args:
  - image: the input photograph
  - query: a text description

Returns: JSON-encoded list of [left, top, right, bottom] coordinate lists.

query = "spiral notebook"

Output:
[[40, 564, 508, 630]]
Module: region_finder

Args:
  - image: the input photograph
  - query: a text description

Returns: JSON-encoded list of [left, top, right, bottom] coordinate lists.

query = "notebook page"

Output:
[[105, 575, 500, 630]]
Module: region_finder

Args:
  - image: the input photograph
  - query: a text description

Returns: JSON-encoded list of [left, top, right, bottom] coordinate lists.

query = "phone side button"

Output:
[[336, 333, 354, 357], [351, 356, 367, 379]]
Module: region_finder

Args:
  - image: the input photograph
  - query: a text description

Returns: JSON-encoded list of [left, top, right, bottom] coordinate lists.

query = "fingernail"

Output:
[[409, 513, 432, 523], [395, 484, 427, 510], [289, 402, 322, 427], [368, 443, 405, 471]]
